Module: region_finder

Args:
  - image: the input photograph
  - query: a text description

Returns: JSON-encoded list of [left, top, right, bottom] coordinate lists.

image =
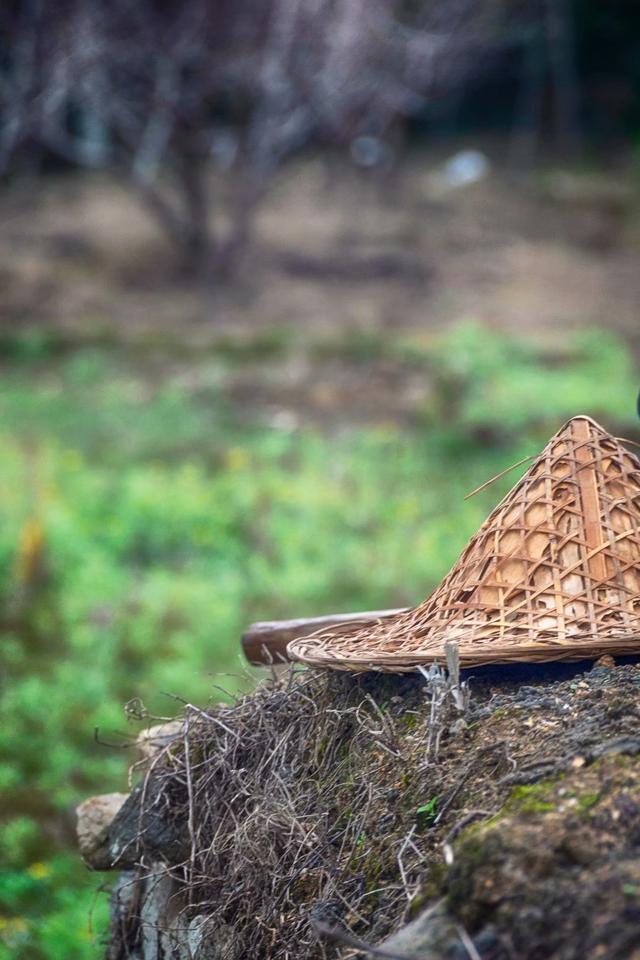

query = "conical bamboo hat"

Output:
[[289, 416, 640, 671]]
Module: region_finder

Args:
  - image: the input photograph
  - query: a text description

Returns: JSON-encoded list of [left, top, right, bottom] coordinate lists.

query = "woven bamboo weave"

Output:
[[288, 416, 640, 671]]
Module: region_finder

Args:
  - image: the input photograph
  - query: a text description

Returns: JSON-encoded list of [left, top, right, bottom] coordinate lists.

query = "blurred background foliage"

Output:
[[1, 0, 640, 957], [0, 325, 637, 958]]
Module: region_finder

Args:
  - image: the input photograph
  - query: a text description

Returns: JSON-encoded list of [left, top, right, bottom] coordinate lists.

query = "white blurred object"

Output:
[[270, 409, 298, 432], [350, 135, 394, 171], [441, 149, 490, 189], [210, 130, 238, 169]]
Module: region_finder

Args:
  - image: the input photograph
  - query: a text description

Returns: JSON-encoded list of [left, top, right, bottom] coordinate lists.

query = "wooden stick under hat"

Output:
[[242, 608, 408, 665]]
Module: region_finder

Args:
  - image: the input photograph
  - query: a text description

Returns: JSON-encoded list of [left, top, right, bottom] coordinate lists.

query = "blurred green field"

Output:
[[0, 322, 637, 958]]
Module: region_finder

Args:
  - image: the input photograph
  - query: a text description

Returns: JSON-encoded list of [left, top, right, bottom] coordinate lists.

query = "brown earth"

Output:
[[2, 151, 639, 428]]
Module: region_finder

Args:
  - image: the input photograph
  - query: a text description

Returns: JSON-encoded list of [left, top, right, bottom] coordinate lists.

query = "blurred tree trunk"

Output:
[[509, 26, 545, 168], [0, 0, 519, 284], [214, 167, 264, 279], [131, 161, 263, 283], [545, 0, 582, 156], [176, 153, 212, 277]]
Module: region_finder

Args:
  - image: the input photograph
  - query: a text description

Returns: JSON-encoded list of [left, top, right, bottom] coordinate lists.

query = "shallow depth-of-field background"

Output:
[[2, 5, 640, 957]]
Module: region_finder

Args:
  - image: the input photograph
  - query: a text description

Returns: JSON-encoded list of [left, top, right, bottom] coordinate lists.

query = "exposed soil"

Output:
[[93, 656, 640, 959], [2, 150, 639, 427]]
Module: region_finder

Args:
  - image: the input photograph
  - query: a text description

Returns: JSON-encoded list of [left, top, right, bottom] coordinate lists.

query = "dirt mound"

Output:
[[86, 659, 640, 959]]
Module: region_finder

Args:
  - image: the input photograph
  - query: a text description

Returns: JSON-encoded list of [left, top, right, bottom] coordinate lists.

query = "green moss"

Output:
[[506, 781, 561, 814], [409, 863, 448, 915], [490, 707, 510, 721], [445, 826, 505, 919], [577, 792, 600, 812], [401, 713, 419, 730], [611, 754, 636, 769]]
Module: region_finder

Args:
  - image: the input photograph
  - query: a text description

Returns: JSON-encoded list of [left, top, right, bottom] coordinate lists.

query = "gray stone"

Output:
[[375, 901, 458, 958], [76, 792, 129, 869]]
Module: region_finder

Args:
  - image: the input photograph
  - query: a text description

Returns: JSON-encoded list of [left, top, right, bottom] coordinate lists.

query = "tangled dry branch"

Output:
[[122, 664, 480, 958]]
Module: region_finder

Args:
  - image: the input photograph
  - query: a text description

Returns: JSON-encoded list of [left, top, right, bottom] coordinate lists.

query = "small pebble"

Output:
[[593, 654, 615, 669]]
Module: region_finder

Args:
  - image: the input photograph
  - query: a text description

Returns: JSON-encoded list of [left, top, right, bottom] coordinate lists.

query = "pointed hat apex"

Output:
[[289, 416, 640, 671]]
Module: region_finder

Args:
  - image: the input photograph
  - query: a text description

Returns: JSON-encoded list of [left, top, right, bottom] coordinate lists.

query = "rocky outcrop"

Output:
[[80, 659, 640, 959]]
